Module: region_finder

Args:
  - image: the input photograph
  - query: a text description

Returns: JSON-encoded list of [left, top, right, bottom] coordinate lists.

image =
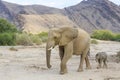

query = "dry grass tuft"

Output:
[[9, 47, 18, 51]]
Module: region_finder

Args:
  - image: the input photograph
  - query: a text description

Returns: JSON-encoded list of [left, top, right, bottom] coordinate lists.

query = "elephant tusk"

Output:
[[48, 47, 53, 51]]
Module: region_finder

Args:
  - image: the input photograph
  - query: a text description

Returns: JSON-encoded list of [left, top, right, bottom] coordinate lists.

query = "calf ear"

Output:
[[59, 27, 78, 46]]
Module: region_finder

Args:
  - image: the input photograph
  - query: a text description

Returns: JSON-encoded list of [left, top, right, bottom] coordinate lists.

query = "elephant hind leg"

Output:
[[78, 48, 91, 72], [78, 48, 90, 72], [77, 54, 84, 72], [85, 55, 91, 69]]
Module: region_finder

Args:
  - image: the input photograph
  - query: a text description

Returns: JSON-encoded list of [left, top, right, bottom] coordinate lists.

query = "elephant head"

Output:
[[46, 27, 78, 68]]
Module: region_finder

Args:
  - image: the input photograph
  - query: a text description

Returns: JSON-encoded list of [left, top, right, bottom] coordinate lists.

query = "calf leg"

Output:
[[97, 59, 102, 69], [103, 59, 107, 68]]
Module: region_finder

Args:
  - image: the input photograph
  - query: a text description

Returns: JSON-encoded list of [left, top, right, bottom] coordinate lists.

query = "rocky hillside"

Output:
[[65, 0, 120, 33], [0, 0, 120, 33], [3, 1, 65, 15], [0, 0, 14, 23]]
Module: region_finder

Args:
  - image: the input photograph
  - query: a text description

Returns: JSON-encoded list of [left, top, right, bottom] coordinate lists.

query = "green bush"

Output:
[[91, 30, 120, 42], [0, 18, 17, 33], [0, 18, 19, 46], [115, 34, 120, 42], [37, 32, 48, 42], [0, 33, 16, 45], [91, 30, 116, 41]]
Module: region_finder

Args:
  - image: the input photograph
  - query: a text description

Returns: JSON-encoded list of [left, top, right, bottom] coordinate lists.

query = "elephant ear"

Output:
[[59, 27, 78, 46]]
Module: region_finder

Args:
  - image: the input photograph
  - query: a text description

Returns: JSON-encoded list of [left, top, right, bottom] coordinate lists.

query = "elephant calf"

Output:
[[95, 52, 108, 69]]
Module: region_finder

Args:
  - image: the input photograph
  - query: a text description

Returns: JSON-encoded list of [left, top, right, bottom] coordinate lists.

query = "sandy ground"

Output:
[[0, 40, 120, 80]]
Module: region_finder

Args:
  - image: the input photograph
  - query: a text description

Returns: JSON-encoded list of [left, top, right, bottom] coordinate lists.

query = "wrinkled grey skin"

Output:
[[95, 52, 108, 69]]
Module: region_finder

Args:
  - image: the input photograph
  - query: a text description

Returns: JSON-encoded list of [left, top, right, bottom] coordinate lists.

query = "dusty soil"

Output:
[[0, 40, 120, 80]]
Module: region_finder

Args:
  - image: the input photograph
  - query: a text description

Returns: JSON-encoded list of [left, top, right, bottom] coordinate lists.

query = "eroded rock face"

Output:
[[65, 0, 120, 33], [0, 0, 13, 21]]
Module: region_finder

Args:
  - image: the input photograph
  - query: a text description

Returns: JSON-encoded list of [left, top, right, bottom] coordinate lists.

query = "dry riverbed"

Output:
[[0, 40, 120, 80]]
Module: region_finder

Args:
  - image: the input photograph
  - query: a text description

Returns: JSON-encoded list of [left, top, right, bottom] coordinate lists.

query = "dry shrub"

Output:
[[29, 34, 42, 45], [15, 33, 33, 46], [9, 47, 18, 51], [116, 51, 120, 63], [37, 32, 48, 42], [110, 51, 120, 63], [116, 51, 120, 57], [0, 53, 2, 57], [16, 33, 42, 46], [91, 39, 98, 44]]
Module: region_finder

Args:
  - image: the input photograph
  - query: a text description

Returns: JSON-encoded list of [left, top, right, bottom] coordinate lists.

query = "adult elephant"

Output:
[[46, 27, 91, 74]]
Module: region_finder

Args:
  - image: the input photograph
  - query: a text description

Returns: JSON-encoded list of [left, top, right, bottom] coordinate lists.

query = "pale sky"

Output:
[[3, 0, 120, 8]]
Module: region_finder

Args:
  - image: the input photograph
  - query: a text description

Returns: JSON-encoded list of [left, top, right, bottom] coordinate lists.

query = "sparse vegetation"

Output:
[[115, 51, 120, 63], [0, 53, 2, 57], [0, 18, 47, 46], [91, 30, 120, 42], [29, 34, 42, 45], [115, 34, 120, 42], [9, 47, 18, 51], [15, 32, 47, 46], [91, 39, 98, 44], [1, 19, 120, 46], [37, 32, 48, 42], [15, 33, 33, 46], [111, 51, 120, 63]]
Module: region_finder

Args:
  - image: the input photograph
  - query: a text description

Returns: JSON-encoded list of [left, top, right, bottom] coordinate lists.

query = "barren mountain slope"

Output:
[[21, 14, 75, 34]]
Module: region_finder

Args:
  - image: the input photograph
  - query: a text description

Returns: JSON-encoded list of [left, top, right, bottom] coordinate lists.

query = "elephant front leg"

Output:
[[60, 61, 67, 74], [60, 42, 73, 74], [59, 46, 64, 61]]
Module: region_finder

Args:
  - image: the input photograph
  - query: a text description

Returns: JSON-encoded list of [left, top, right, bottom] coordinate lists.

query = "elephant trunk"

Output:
[[46, 48, 52, 68], [46, 41, 55, 68]]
